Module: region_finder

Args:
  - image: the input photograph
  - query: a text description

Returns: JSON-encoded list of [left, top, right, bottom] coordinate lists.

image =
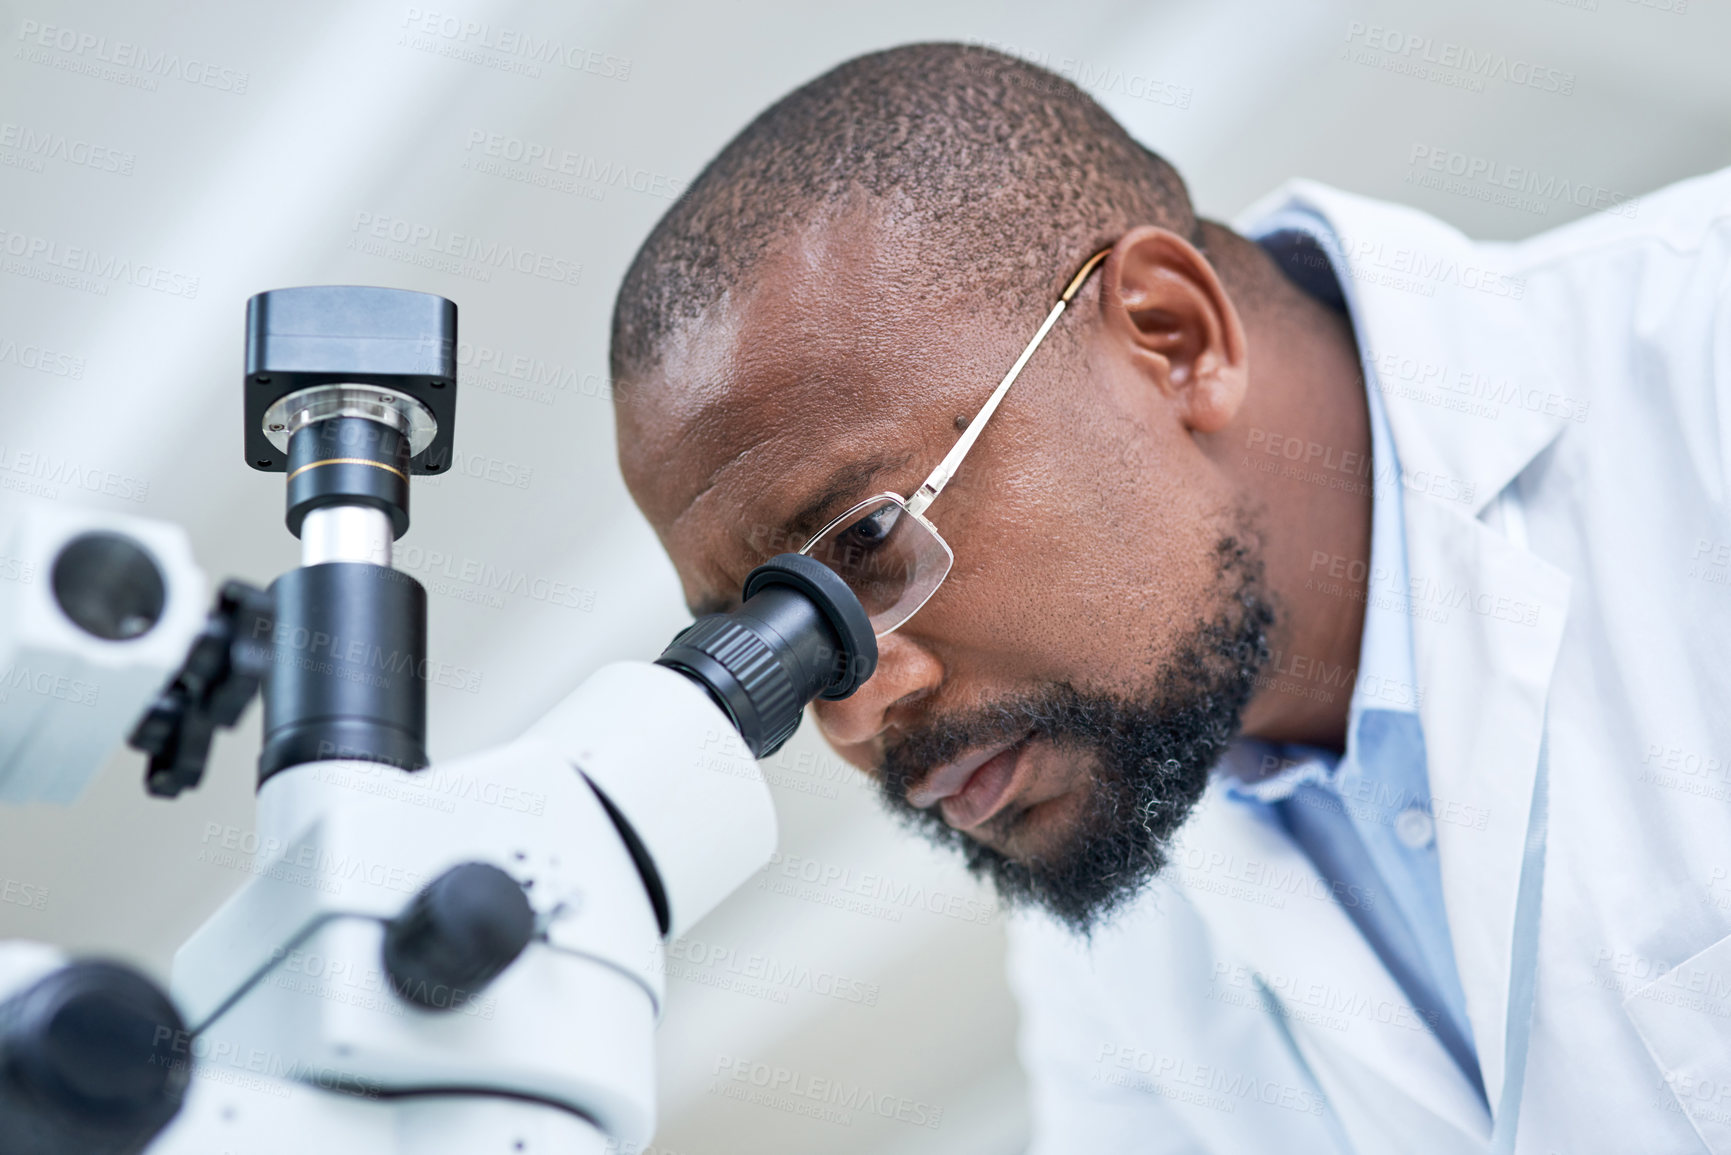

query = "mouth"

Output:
[[905, 732, 1034, 831]]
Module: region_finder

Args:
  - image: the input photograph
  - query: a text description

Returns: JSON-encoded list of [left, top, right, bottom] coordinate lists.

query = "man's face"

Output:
[[617, 209, 1272, 931]]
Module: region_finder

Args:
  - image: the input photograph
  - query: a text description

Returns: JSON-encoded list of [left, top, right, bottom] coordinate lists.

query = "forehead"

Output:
[[617, 211, 1010, 602]]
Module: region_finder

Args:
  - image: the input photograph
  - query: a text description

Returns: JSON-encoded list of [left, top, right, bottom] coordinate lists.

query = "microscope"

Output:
[[0, 287, 877, 1154]]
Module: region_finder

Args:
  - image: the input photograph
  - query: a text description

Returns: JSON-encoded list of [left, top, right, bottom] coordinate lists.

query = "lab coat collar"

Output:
[[1234, 180, 1569, 520], [1231, 182, 1575, 1117]]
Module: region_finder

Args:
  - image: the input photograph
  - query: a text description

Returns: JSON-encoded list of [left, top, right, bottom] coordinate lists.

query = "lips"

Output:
[[905, 733, 1031, 831]]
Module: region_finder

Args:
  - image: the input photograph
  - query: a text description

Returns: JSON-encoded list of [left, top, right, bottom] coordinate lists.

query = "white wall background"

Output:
[[0, 0, 1724, 1151]]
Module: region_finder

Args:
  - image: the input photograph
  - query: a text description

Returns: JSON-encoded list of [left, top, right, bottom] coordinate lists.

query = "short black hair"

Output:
[[609, 42, 1199, 386]]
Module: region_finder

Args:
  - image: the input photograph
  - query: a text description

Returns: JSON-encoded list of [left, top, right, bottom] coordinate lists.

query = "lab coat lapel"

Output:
[[1175, 788, 1494, 1142], [1235, 180, 1577, 1113], [1400, 499, 1570, 1112]]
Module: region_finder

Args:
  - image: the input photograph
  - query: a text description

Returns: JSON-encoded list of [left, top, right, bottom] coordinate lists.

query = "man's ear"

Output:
[[1099, 225, 1249, 434]]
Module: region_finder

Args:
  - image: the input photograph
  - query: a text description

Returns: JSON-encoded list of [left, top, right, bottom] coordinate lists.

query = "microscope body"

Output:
[[155, 662, 771, 1152]]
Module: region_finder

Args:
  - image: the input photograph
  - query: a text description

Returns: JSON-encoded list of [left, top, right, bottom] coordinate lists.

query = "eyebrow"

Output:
[[684, 450, 912, 619]]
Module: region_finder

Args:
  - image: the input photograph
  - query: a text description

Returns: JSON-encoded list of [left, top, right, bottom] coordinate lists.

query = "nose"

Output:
[[812, 631, 943, 751]]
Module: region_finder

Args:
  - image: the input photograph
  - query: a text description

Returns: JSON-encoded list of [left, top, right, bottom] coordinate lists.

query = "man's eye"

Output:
[[842, 505, 901, 547]]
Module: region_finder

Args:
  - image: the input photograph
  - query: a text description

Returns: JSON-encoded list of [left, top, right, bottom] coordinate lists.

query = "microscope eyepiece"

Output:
[[655, 553, 877, 758]]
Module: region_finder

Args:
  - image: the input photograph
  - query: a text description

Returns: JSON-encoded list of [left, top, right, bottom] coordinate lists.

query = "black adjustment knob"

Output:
[[129, 580, 275, 799], [382, 863, 535, 1011], [0, 960, 189, 1155]]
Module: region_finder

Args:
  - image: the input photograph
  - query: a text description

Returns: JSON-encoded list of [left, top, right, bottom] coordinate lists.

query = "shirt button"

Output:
[[1395, 808, 1435, 849]]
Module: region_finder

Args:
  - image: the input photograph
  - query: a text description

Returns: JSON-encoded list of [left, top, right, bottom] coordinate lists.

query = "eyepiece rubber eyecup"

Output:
[[742, 554, 876, 699], [655, 553, 877, 759]]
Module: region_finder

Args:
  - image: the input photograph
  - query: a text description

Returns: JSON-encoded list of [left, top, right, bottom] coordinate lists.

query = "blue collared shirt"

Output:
[[1219, 209, 1484, 1100]]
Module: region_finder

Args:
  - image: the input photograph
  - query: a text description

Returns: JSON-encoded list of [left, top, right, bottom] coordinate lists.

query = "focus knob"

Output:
[[382, 862, 535, 1011], [0, 959, 189, 1155]]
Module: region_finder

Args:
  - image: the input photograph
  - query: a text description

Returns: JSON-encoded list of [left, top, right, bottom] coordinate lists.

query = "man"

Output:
[[609, 43, 1731, 1154]]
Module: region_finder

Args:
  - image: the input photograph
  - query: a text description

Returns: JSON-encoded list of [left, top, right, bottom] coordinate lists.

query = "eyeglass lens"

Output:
[[801, 497, 953, 635]]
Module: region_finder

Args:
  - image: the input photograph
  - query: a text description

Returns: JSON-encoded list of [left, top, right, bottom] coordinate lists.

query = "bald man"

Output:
[[609, 43, 1731, 1155]]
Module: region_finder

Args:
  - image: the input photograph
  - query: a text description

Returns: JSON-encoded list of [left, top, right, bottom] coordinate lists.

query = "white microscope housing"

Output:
[[161, 662, 773, 1152]]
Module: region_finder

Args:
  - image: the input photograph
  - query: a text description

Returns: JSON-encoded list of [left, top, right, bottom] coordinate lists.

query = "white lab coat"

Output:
[[1008, 167, 1731, 1153]]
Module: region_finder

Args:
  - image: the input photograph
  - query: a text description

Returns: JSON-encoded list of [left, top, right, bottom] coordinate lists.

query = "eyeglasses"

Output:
[[798, 246, 1113, 637]]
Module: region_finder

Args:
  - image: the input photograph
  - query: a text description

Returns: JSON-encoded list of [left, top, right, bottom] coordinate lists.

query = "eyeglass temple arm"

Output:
[[904, 248, 1112, 517]]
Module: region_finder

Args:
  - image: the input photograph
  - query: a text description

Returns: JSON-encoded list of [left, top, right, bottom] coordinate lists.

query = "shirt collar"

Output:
[[1221, 208, 1423, 800], [1249, 206, 1420, 724]]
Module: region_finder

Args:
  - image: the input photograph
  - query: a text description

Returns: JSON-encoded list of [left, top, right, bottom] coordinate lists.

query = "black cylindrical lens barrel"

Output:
[[259, 561, 428, 783], [656, 554, 876, 758], [285, 416, 412, 539], [50, 532, 168, 642]]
